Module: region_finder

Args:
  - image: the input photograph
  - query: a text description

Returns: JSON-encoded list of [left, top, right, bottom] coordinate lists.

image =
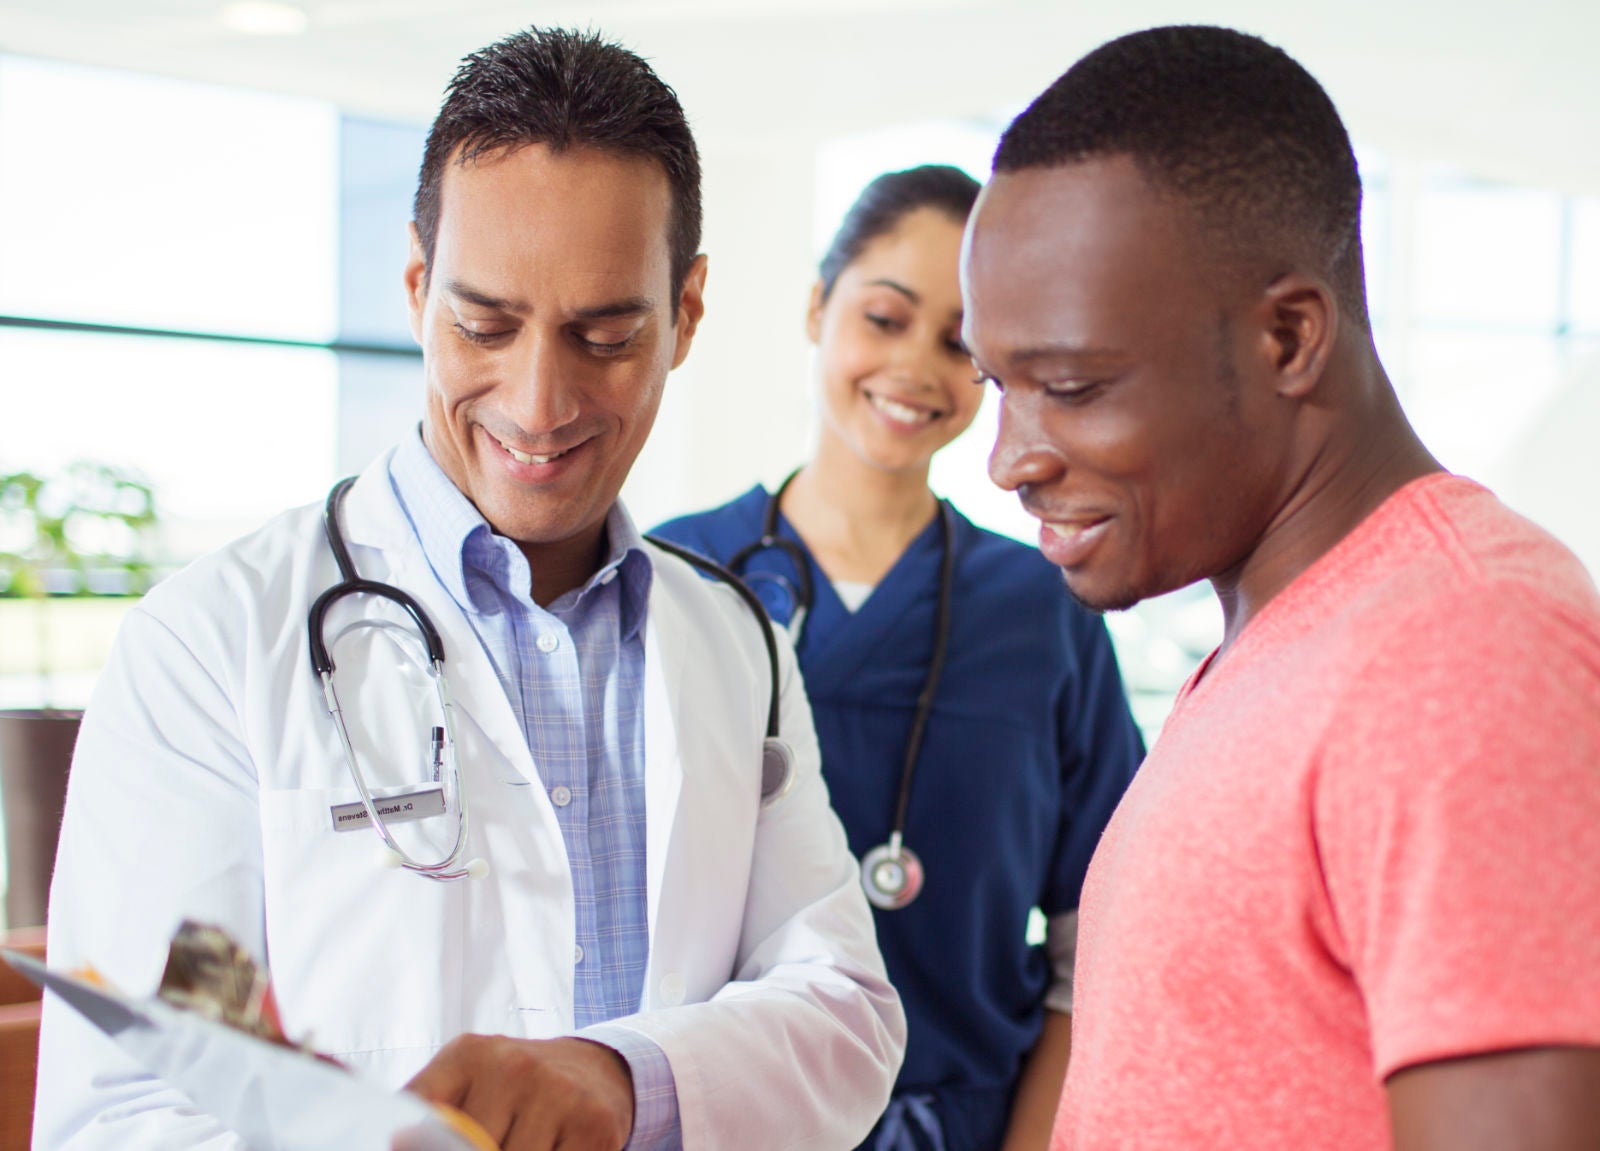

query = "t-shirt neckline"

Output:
[[1170, 470, 1470, 715]]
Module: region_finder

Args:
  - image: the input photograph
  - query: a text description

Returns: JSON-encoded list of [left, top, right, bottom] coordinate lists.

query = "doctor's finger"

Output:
[[479, 1064, 616, 1151], [407, 1035, 527, 1145], [406, 1034, 483, 1105], [481, 1095, 560, 1151]]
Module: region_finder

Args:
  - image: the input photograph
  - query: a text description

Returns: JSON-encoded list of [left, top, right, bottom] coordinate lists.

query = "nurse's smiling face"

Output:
[[808, 207, 984, 477], [406, 143, 705, 591]]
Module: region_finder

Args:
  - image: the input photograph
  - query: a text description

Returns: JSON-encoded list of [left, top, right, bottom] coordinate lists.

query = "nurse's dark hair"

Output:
[[818, 165, 982, 300], [412, 27, 702, 306], [993, 25, 1369, 330]]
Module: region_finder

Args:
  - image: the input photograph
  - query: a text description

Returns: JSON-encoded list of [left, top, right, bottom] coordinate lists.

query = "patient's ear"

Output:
[[1257, 273, 1337, 399]]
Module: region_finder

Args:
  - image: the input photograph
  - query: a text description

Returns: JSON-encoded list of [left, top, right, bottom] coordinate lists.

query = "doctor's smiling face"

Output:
[[406, 142, 705, 596], [963, 156, 1291, 613]]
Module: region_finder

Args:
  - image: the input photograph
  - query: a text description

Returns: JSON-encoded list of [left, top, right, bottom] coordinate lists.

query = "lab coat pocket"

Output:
[[258, 786, 465, 1067]]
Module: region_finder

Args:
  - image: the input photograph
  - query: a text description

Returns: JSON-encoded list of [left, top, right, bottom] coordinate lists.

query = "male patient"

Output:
[[37, 26, 902, 1151], [962, 24, 1600, 1151]]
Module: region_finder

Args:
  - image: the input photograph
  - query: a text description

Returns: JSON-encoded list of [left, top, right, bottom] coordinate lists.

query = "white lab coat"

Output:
[[35, 449, 905, 1150]]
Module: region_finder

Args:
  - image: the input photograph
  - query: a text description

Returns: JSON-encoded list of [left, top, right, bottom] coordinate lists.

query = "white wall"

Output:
[[623, 136, 820, 528]]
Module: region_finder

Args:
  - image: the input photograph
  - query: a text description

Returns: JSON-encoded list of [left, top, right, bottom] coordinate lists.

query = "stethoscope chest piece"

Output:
[[760, 737, 796, 807], [861, 835, 924, 910]]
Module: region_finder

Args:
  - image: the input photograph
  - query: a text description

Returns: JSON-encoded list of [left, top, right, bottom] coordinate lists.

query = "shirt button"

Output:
[[550, 785, 572, 808], [600, 569, 618, 585], [536, 633, 559, 653], [574, 944, 585, 964]]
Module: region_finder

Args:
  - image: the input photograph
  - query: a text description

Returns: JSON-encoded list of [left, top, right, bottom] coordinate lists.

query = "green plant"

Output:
[[0, 462, 159, 599], [0, 463, 160, 708]]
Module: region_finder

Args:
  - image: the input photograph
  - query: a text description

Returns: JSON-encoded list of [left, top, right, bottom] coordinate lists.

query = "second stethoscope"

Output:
[[308, 476, 794, 883], [729, 472, 957, 910]]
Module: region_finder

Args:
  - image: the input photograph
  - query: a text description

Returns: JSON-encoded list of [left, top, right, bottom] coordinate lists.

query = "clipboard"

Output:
[[4, 949, 489, 1151]]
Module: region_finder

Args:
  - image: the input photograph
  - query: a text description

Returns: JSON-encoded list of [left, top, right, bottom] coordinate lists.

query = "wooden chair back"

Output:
[[1, 926, 47, 1151]]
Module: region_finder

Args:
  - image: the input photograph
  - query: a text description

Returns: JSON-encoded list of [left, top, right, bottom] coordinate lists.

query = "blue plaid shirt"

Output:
[[390, 431, 680, 1149]]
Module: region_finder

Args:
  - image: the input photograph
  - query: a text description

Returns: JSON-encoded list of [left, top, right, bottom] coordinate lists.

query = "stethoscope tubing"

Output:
[[889, 504, 956, 846], [311, 478, 475, 880], [643, 534, 784, 744], [310, 477, 792, 882], [730, 471, 957, 906]]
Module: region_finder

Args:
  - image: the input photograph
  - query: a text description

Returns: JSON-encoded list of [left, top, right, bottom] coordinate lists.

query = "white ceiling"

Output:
[[2, 0, 1599, 194]]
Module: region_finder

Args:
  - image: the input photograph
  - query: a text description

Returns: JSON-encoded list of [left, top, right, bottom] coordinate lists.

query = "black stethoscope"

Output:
[[308, 476, 796, 882], [729, 471, 956, 910]]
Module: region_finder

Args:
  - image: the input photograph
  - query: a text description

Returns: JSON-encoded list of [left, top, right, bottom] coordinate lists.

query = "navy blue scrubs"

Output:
[[653, 487, 1143, 1150]]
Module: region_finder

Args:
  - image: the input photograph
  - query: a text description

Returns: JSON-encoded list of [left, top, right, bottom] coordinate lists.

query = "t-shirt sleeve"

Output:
[[1042, 603, 1146, 915], [1313, 584, 1600, 1080]]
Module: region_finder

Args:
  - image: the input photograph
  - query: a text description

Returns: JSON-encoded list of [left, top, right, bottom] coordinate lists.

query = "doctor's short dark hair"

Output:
[[412, 26, 702, 303], [818, 165, 982, 300], [994, 24, 1370, 330]]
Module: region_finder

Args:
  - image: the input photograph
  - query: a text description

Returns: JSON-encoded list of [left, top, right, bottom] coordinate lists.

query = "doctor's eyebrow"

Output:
[[443, 280, 526, 314], [441, 281, 656, 323], [571, 296, 656, 321]]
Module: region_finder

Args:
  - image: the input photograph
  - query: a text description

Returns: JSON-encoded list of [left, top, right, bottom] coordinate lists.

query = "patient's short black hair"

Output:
[[995, 25, 1369, 329]]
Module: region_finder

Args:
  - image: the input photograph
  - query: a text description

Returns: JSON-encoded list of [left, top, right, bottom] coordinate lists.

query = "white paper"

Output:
[[4, 950, 478, 1151]]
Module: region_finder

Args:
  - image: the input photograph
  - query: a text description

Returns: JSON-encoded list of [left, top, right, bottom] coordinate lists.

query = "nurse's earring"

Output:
[[861, 833, 924, 910]]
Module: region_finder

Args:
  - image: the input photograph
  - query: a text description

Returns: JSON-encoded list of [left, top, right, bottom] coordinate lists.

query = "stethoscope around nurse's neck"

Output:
[[729, 470, 957, 911], [726, 475, 817, 646]]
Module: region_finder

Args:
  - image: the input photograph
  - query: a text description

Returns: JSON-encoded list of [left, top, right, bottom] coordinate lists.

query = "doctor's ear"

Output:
[[805, 280, 825, 345], [670, 254, 709, 370], [403, 224, 428, 347]]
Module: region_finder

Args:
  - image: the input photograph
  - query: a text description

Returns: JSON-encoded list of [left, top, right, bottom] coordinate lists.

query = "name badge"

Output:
[[329, 787, 447, 833]]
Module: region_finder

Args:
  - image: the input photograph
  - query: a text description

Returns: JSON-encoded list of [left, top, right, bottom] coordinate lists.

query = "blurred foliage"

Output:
[[0, 462, 159, 599]]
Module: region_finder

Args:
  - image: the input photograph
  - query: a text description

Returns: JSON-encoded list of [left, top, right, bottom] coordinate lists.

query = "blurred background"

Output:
[[1, 0, 1598, 924]]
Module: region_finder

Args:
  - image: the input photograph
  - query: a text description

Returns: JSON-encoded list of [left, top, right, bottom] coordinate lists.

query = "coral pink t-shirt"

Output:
[[1053, 474, 1600, 1150]]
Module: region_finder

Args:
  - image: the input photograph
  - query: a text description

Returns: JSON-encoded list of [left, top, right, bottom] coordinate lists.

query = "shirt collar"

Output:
[[388, 426, 651, 637], [575, 503, 653, 643]]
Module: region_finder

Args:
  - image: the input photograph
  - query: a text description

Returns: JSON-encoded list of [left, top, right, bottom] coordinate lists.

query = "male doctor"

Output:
[[36, 27, 904, 1151]]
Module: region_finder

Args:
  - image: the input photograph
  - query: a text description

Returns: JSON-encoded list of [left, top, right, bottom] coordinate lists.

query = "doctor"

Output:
[[37, 26, 904, 1151]]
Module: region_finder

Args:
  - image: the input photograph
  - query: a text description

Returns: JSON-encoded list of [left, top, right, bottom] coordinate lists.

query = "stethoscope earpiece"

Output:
[[375, 844, 405, 871]]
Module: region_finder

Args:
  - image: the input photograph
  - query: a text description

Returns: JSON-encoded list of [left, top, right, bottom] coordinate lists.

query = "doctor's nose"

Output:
[[502, 331, 582, 435]]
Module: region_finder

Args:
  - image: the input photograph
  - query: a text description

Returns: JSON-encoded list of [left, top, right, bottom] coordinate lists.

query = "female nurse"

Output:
[[652, 165, 1144, 1151]]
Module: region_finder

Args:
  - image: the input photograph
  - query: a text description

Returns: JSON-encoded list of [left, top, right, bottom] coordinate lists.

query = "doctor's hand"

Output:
[[404, 1034, 635, 1151]]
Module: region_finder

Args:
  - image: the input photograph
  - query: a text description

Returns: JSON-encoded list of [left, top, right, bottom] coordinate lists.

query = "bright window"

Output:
[[0, 55, 420, 715], [0, 56, 339, 341], [1412, 178, 1565, 329]]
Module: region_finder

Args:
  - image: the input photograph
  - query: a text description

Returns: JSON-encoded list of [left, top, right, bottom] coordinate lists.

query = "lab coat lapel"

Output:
[[337, 457, 538, 786], [640, 562, 688, 943]]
